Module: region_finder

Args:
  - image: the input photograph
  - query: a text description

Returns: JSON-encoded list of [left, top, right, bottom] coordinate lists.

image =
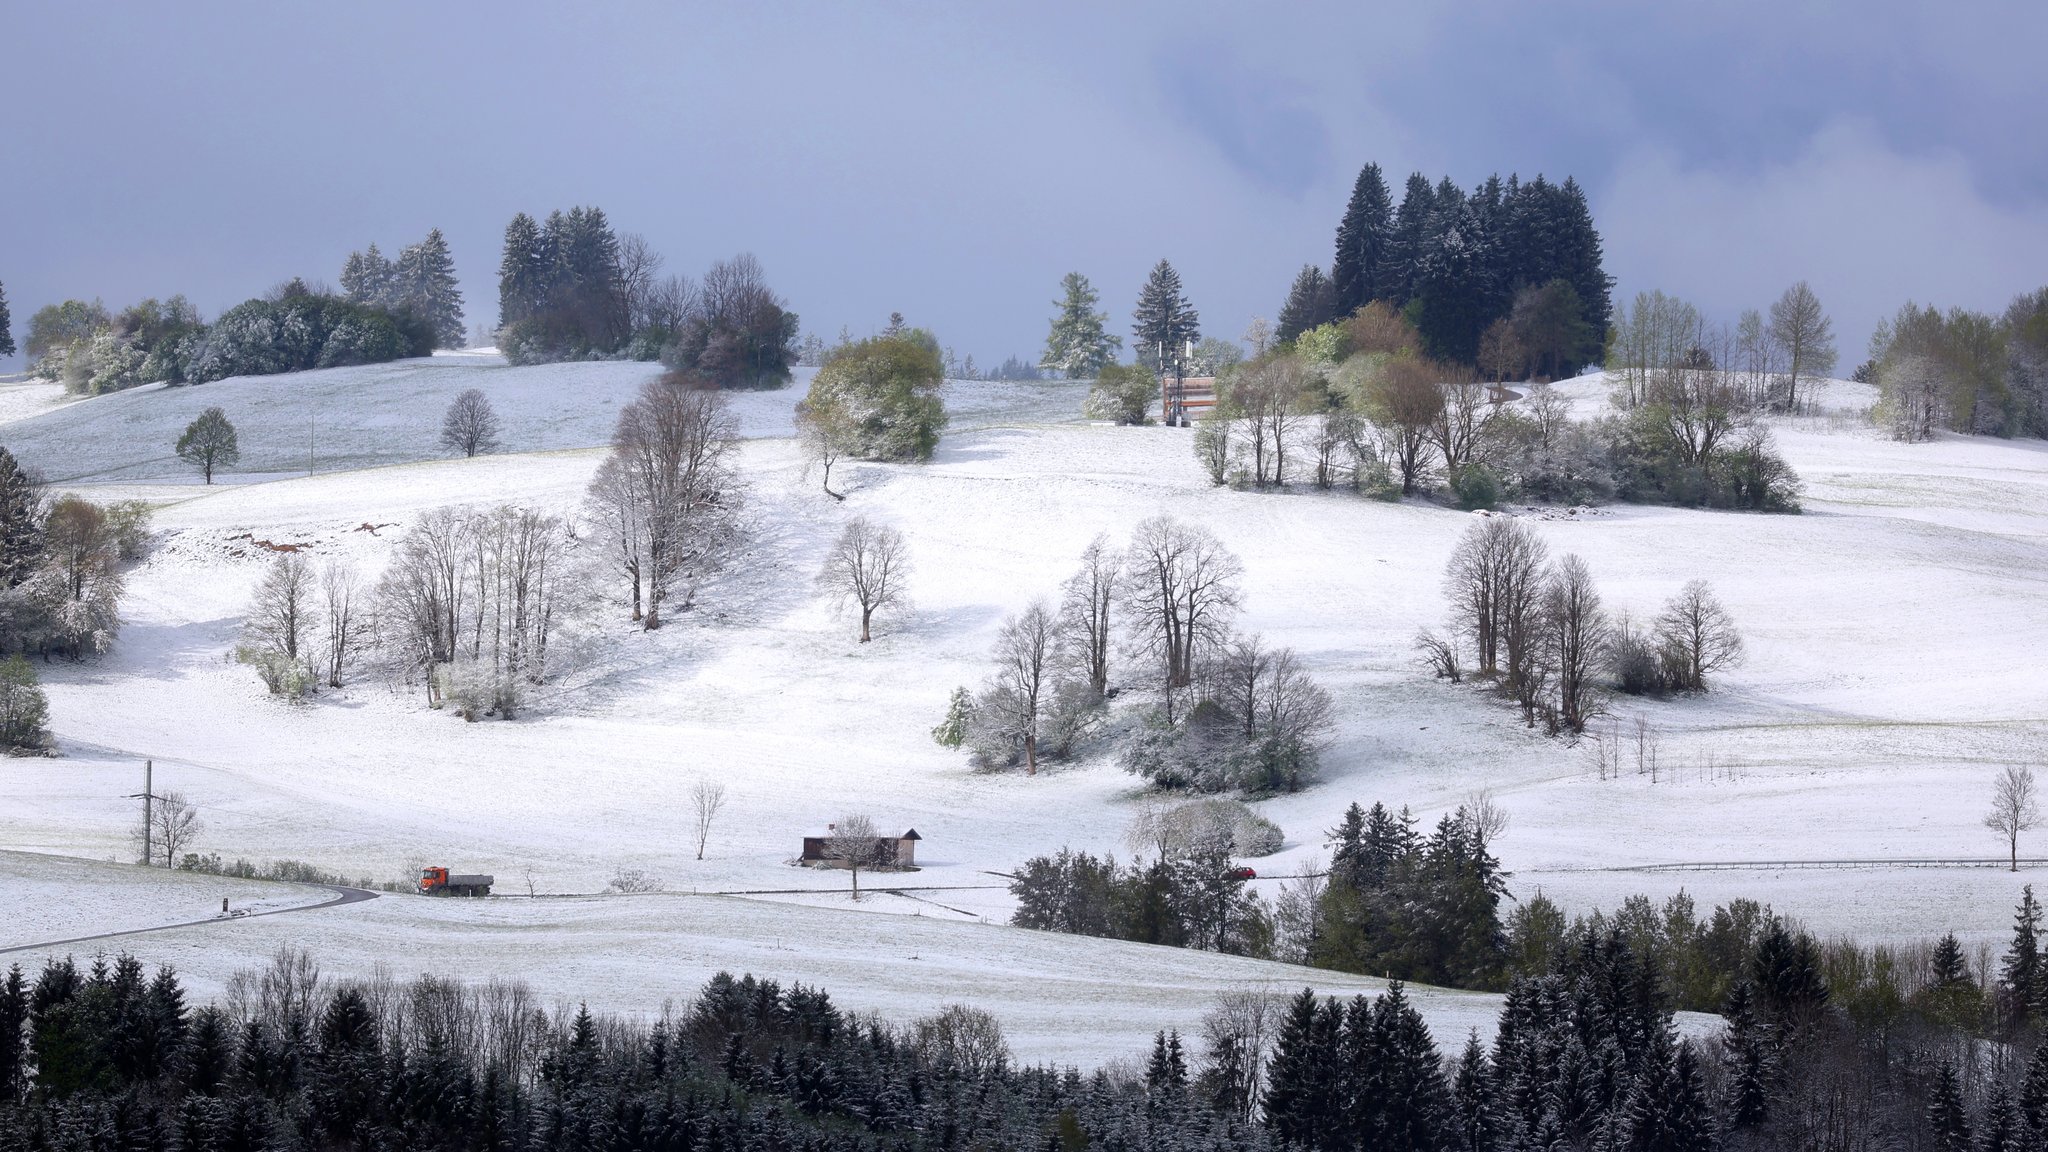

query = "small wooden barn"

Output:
[[801, 828, 921, 869]]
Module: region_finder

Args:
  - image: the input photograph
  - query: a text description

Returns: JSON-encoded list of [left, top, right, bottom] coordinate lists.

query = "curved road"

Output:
[[0, 884, 378, 956]]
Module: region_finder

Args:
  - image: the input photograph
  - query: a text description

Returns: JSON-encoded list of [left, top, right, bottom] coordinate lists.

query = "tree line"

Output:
[[495, 207, 797, 389], [1869, 287, 2048, 441]]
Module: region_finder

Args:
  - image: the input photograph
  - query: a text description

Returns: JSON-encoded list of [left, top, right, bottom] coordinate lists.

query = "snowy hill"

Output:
[[3, 363, 2046, 1053]]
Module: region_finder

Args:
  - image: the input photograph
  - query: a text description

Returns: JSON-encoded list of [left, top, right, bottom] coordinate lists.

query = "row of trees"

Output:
[[337, 230, 466, 349], [1428, 516, 1745, 735], [1608, 283, 1840, 415], [1165, 298, 1801, 512], [1871, 287, 2048, 440], [23, 271, 445, 395], [496, 208, 798, 387], [1297, 163, 1613, 369]]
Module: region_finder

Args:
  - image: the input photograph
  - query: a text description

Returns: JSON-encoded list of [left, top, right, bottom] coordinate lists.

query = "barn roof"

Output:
[[900, 829, 921, 840]]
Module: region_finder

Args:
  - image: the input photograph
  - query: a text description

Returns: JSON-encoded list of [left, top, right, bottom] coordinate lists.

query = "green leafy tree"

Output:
[[0, 657, 49, 752], [1132, 260, 1200, 377], [176, 407, 240, 485], [801, 335, 947, 462], [1040, 273, 1120, 378], [24, 299, 110, 380]]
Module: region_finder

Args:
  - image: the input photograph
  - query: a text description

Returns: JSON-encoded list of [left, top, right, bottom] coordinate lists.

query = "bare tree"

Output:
[[1985, 765, 2041, 872], [690, 779, 728, 860], [1432, 367, 1497, 478], [1414, 628, 1462, 682], [1058, 535, 1119, 700], [617, 233, 665, 333], [913, 1004, 1010, 1078], [1766, 281, 1837, 412], [1120, 516, 1243, 720], [1464, 788, 1510, 853], [1478, 318, 1526, 383], [1229, 356, 1311, 487], [1541, 554, 1609, 734], [439, 389, 503, 458], [1654, 579, 1744, 691], [1200, 987, 1281, 1123], [1523, 382, 1573, 448], [823, 813, 887, 899], [1444, 516, 1547, 679], [817, 517, 908, 642], [247, 552, 315, 665], [1273, 854, 1326, 964], [986, 599, 1056, 773], [136, 788, 202, 867], [596, 375, 741, 629], [320, 560, 368, 688]]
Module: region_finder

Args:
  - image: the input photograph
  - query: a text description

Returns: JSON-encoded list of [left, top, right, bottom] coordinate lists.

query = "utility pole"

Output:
[[127, 759, 155, 867]]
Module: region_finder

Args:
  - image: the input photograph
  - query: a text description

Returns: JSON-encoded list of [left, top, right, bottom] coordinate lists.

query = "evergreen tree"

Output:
[[0, 965, 24, 1104], [1928, 1059, 1972, 1152], [1718, 982, 1772, 1130], [1263, 989, 1331, 1148], [1040, 272, 1121, 378], [0, 447, 45, 590], [1621, 1027, 1714, 1152], [1146, 1030, 1189, 1097], [1385, 172, 1441, 305], [1553, 177, 1614, 352], [1979, 1080, 2020, 1152], [1413, 198, 1498, 363], [1372, 983, 1450, 1152], [498, 212, 551, 329], [2020, 1042, 2048, 1145], [340, 243, 395, 307], [1449, 1032, 1500, 1152], [1932, 933, 1973, 988], [1131, 260, 1200, 377], [395, 229, 466, 349], [185, 1007, 230, 1095], [2003, 885, 2044, 1028], [1750, 921, 1829, 1040], [1276, 265, 1338, 343], [1332, 163, 1394, 316], [0, 280, 15, 359]]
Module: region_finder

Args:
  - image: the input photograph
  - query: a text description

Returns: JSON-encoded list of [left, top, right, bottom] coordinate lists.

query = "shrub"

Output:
[[801, 335, 947, 461], [188, 288, 430, 383], [1084, 363, 1155, 425], [235, 645, 313, 699], [1450, 463, 1501, 510]]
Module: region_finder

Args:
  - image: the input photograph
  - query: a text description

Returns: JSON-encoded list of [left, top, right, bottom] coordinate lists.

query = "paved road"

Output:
[[1, 884, 378, 956]]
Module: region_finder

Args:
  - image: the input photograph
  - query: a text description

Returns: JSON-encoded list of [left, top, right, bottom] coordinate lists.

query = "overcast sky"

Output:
[[4, 2, 2046, 371]]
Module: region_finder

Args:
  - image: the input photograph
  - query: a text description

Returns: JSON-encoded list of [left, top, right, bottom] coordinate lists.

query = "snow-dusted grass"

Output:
[[1, 365, 2043, 1050], [0, 852, 1511, 1065], [0, 850, 327, 949], [0, 352, 1089, 483]]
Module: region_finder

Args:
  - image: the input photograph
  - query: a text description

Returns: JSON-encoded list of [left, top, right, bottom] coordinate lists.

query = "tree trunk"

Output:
[[1025, 732, 1037, 776], [860, 607, 872, 643]]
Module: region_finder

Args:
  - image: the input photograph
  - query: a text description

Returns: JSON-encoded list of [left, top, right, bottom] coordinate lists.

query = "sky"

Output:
[[3, 2, 2046, 372]]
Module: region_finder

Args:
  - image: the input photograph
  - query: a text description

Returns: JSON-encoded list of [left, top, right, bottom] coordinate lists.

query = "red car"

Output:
[[1227, 867, 1257, 881]]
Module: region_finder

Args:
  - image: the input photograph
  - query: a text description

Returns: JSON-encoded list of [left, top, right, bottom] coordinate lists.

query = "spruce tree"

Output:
[[1276, 265, 1337, 343], [1130, 260, 1200, 377], [395, 229, 465, 349], [2003, 886, 2043, 1028], [1385, 172, 1440, 305], [340, 243, 395, 307], [1332, 163, 1394, 316], [1928, 1059, 1972, 1152], [1261, 989, 1328, 1148], [2021, 1042, 2048, 1145], [0, 965, 24, 1104], [497, 212, 549, 329], [1554, 177, 1614, 354], [1372, 983, 1450, 1152], [1980, 1080, 2020, 1152], [1719, 982, 1772, 1130], [1621, 1028, 1715, 1152], [1931, 933, 1972, 988], [0, 280, 15, 359], [0, 447, 46, 590], [1449, 1032, 1501, 1152], [1040, 272, 1120, 379]]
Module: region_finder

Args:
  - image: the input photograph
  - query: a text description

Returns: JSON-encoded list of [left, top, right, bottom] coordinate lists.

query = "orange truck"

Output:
[[417, 867, 494, 897]]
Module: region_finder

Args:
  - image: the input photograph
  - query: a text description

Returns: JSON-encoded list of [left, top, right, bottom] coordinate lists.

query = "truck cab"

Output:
[[417, 867, 493, 897]]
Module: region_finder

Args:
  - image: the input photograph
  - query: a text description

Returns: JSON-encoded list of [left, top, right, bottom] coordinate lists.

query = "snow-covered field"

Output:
[[1, 357, 2043, 1055]]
